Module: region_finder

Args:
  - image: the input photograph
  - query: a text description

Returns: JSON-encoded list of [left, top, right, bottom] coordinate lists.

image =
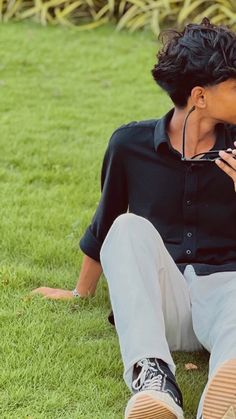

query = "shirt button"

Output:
[[187, 232, 192, 237], [186, 249, 192, 255], [187, 200, 192, 206]]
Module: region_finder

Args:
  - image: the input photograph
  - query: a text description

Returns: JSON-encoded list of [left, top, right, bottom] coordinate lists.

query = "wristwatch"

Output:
[[72, 288, 81, 297]]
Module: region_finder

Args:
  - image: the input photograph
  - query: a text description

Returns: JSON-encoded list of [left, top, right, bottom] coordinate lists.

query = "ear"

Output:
[[190, 86, 207, 109]]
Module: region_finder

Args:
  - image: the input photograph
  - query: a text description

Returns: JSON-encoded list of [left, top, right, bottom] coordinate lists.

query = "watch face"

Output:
[[72, 289, 80, 297]]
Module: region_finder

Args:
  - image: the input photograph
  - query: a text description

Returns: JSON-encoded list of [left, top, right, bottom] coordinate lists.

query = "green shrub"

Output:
[[1, 0, 236, 34]]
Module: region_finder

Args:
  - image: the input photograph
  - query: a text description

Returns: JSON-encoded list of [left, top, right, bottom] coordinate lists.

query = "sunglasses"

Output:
[[181, 106, 234, 162]]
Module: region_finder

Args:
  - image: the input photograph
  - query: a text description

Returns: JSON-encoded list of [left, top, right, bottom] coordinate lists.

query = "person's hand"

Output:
[[31, 287, 74, 300], [215, 141, 236, 192]]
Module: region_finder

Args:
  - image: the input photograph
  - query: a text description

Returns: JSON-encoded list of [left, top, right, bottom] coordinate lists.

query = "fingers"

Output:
[[215, 141, 236, 187], [31, 287, 57, 298], [31, 287, 50, 294], [31, 287, 74, 300]]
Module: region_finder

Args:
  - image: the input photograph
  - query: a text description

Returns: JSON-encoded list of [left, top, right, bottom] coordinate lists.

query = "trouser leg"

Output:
[[188, 271, 236, 418], [100, 213, 201, 390]]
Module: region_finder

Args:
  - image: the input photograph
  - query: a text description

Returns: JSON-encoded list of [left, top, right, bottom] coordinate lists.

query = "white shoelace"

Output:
[[132, 358, 165, 392]]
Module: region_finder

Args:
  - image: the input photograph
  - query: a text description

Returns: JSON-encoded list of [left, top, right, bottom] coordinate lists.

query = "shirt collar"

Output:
[[154, 108, 174, 152], [154, 107, 227, 153]]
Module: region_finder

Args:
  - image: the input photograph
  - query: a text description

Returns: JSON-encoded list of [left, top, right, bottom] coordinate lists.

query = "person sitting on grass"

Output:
[[33, 17, 236, 419]]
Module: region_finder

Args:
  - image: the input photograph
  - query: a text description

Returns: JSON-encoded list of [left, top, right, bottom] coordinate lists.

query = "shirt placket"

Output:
[[182, 163, 198, 260]]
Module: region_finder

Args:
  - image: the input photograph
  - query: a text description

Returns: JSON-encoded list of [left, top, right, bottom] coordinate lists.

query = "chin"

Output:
[[227, 118, 236, 126], [217, 116, 236, 125]]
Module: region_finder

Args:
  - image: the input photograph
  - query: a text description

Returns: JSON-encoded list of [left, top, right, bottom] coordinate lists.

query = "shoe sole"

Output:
[[202, 359, 236, 419], [125, 390, 183, 419]]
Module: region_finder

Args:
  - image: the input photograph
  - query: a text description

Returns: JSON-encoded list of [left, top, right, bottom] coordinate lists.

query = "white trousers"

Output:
[[100, 213, 236, 418]]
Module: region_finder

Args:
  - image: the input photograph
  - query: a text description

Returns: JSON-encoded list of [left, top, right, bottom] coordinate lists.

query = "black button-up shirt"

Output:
[[79, 108, 236, 275]]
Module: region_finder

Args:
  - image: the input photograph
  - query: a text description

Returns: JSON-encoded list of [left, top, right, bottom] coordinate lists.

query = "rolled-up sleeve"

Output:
[[79, 128, 129, 262]]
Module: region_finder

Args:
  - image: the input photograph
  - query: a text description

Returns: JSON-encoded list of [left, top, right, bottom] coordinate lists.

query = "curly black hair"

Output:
[[151, 17, 236, 108]]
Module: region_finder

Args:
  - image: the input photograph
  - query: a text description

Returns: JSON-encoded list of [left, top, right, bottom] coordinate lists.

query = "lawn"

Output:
[[0, 21, 209, 418]]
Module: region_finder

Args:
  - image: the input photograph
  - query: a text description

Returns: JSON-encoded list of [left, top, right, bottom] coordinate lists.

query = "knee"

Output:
[[114, 213, 162, 242], [112, 213, 159, 237], [100, 213, 142, 260], [100, 212, 163, 260], [113, 212, 141, 228]]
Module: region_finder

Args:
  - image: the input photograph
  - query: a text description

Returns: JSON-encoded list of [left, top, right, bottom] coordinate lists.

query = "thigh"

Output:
[[156, 245, 202, 351], [190, 271, 236, 352]]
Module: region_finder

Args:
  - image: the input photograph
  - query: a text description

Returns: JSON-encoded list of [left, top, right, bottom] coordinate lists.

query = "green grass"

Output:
[[0, 21, 209, 418]]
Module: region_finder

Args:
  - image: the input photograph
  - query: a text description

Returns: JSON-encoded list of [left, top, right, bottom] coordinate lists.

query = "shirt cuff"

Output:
[[79, 226, 102, 262]]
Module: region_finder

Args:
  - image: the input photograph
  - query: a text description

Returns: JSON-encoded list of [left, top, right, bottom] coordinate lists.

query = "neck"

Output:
[[167, 107, 218, 158]]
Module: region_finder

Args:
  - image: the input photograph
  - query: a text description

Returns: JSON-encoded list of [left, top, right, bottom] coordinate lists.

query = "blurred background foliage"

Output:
[[0, 0, 235, 34]]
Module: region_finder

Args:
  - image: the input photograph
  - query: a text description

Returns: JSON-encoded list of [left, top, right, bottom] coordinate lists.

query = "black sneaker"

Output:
[[125, 358, 184, 419]]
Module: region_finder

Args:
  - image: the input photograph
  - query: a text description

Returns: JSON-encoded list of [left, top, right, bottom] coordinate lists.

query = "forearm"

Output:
[[75, 254, 103, 297]]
